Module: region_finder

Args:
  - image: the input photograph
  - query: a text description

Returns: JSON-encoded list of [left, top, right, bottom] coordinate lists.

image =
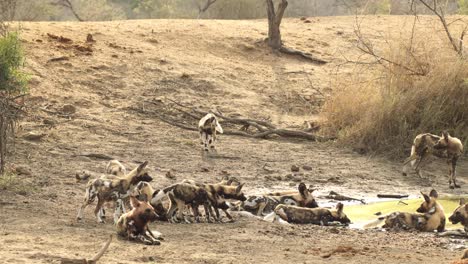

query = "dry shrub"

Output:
[[322, 32, 468, 158]]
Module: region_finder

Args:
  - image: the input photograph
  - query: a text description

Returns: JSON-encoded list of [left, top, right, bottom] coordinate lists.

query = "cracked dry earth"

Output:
[[0, 16, 467, 263]]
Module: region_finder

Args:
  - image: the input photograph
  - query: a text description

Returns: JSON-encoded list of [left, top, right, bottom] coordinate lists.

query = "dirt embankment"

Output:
[[0, 17, 466, 263]]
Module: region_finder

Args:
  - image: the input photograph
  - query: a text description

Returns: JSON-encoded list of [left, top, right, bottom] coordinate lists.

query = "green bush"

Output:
[[0, 32, 28, 94], [459, 0, 468, 14]]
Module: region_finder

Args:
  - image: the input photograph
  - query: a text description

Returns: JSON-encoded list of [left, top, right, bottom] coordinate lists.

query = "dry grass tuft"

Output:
[[322, 32, 468, 158]]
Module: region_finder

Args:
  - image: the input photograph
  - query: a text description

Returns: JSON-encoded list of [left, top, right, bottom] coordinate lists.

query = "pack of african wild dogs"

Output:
[[75, 114, 467, 259]]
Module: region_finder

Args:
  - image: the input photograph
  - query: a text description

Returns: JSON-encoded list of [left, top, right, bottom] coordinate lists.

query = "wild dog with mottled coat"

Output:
[[116, 196, 161, 245], [133, 182, 168, 221], [365, 190, 446, 232], [449, 198, 468, 232], [402, 133, 444, 177], [106, 160, 127, 176], [241, 183, 318, 216], [433, 132, 464, 188], [198, 113, 223, 152], [270, 203, 351, 225], [77, 161, 153, 223], [403, 132, 464, 188]]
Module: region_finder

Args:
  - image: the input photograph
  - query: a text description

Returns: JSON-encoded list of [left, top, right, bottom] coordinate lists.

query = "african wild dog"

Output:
[[365, 189, 445, 232], [133, 182, 168, 221], [402, 133, 444, 177], [270, 203, 351, 225], [153, 183, 209, 223], [116, 196, 161, 245], [77, 161, 153, 223], [448, 198, 468, 233], [433, 132, 464, 188], [198, 113, 223, 152], [106, 159, 127, 176], [241, 183, 318, 216]]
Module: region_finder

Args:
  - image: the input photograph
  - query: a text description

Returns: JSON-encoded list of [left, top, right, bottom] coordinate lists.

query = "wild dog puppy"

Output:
[[433, 132, 464, 188], [77, 161, 153, 223], [198, 113, 223, 152], [133, 182, 168, 221], [116, 196, 161, 245], [271, 203, 351, 225], [365, 190, 446, 232], [154, 183, 209, 223], [241, 183, 318, 216], [106, 160, 127, 177], [402, 133, 444, 177]]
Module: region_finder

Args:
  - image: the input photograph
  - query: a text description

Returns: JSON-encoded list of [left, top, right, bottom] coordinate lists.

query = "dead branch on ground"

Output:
[[137, 99, 333, 142], [60, 235, 112, 264], [321, 191, 366, 204]]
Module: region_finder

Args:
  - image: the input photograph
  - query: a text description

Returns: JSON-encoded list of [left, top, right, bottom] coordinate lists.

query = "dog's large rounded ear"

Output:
[[298, 183, 307, 197], [226, 179, 233, 185], [236, 183, 245, 193], [336, 203, 344, 213], [421, 191, 430, 203], [137, 161, 149, 173], [442, 131, 449, 142], [460, 198, 466, 205], [429, 189, 438, 199], [130, 196, 140, 208]]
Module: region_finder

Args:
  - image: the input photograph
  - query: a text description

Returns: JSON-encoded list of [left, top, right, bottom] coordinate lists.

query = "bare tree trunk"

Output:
[[266, 0, 288, 49], [51, 0, 84, 21], [195, 0, 217, 19]]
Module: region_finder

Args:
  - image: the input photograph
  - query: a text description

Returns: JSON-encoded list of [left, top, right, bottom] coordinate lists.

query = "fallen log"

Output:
[[377, 194, 409, 199], [323, 191, 366, 204]]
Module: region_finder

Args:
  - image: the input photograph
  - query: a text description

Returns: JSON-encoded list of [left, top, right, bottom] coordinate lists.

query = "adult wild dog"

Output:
[[106, 160, 127, 176], [365, 190, 446, 232], [116, 196, 161, 245], [198, 113, 223, 152], [449, 198, 468, 232], [77, 161, 153, 223], [269, 203, 351, 225], [433, 132, 464, 188], [403, 132, 464, 188], [241, 183, 318, 216], [133, 182, 168, 221]]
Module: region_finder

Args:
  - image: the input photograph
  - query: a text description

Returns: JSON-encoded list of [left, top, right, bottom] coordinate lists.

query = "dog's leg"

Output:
[[113, 199, 124, 224], [77, 186, 96, 220], [94, 198, 106, 223], [257, 202, 267, 216], [191, 204, 201, 223], [222, 209, 234, 222], [166, 193, 178, 224], [451, 157, 460, 188]]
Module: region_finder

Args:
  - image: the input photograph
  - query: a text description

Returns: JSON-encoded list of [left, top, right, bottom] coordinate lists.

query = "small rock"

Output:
[[302, 165, 313, 171], [304, 19, 312, 23], [111, 54, 118, 58], [62, 104, 76, 114], [285, 174, 293, 180], [374, 212, 382, 216], [291, 165, 300, 172], [165, 170, 176, 179], [300, 17, 307, 21], [86, 33, 95, 43], [22, 132, 46, 141], [329, 227, 340, 234], [275, 175, 282, 181], [201, 167, 209, 172]]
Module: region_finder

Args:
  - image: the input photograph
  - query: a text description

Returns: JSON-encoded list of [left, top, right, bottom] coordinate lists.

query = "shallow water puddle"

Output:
[[340, 196, 468, 230]]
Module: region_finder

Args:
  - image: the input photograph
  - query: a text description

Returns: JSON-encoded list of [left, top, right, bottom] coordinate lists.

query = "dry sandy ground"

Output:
[[0, 16, 467, 263]]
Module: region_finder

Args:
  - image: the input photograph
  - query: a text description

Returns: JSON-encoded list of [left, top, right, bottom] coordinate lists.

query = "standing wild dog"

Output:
[[402, 133, 444, 178], [198, 113, 223, 152], [154, 183, 210, 223], [364, 189, 446, 232], [433, 132, 464, 188], [106, 160, 127, 176], [403, 132, 464, 189], [77, 161, 153, 223], [270, 203, 351, 225], [241, 183, 318, 216], [116, 196, 161, 245]]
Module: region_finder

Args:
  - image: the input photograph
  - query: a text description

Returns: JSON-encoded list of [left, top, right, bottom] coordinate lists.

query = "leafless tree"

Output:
[[51, 0, 84, 21], [194, 0, 217, 19], [413, 0, 467, 56]]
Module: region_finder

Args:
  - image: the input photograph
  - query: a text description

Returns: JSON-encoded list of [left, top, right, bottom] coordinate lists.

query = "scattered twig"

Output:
[[323, 191, 366, 204], [72, 153, 114, 160], [377, 194, 409, 199]]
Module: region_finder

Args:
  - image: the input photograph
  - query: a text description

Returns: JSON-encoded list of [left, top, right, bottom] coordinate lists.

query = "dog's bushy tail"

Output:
[[362, 217, 386, 229]]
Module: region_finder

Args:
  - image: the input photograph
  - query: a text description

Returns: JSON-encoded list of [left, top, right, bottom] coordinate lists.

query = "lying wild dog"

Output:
[[439, 198, 468, 238], [105, 160, 127, 176], [77, 161, 153, 223], [241, 183, 318, 216], [433, 132, 464, 188], [403, 132, 464, 188], [365, 190, 446, 232], [198, 113, 223, 152], [133, 182, 168, 221], [153, 183, 209, 223], [268, 203, 351, 225], [116, 196, 161, 245]]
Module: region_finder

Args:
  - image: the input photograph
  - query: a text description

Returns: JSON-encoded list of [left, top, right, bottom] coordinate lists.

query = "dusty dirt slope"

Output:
[[0, 16, 467, 263]]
